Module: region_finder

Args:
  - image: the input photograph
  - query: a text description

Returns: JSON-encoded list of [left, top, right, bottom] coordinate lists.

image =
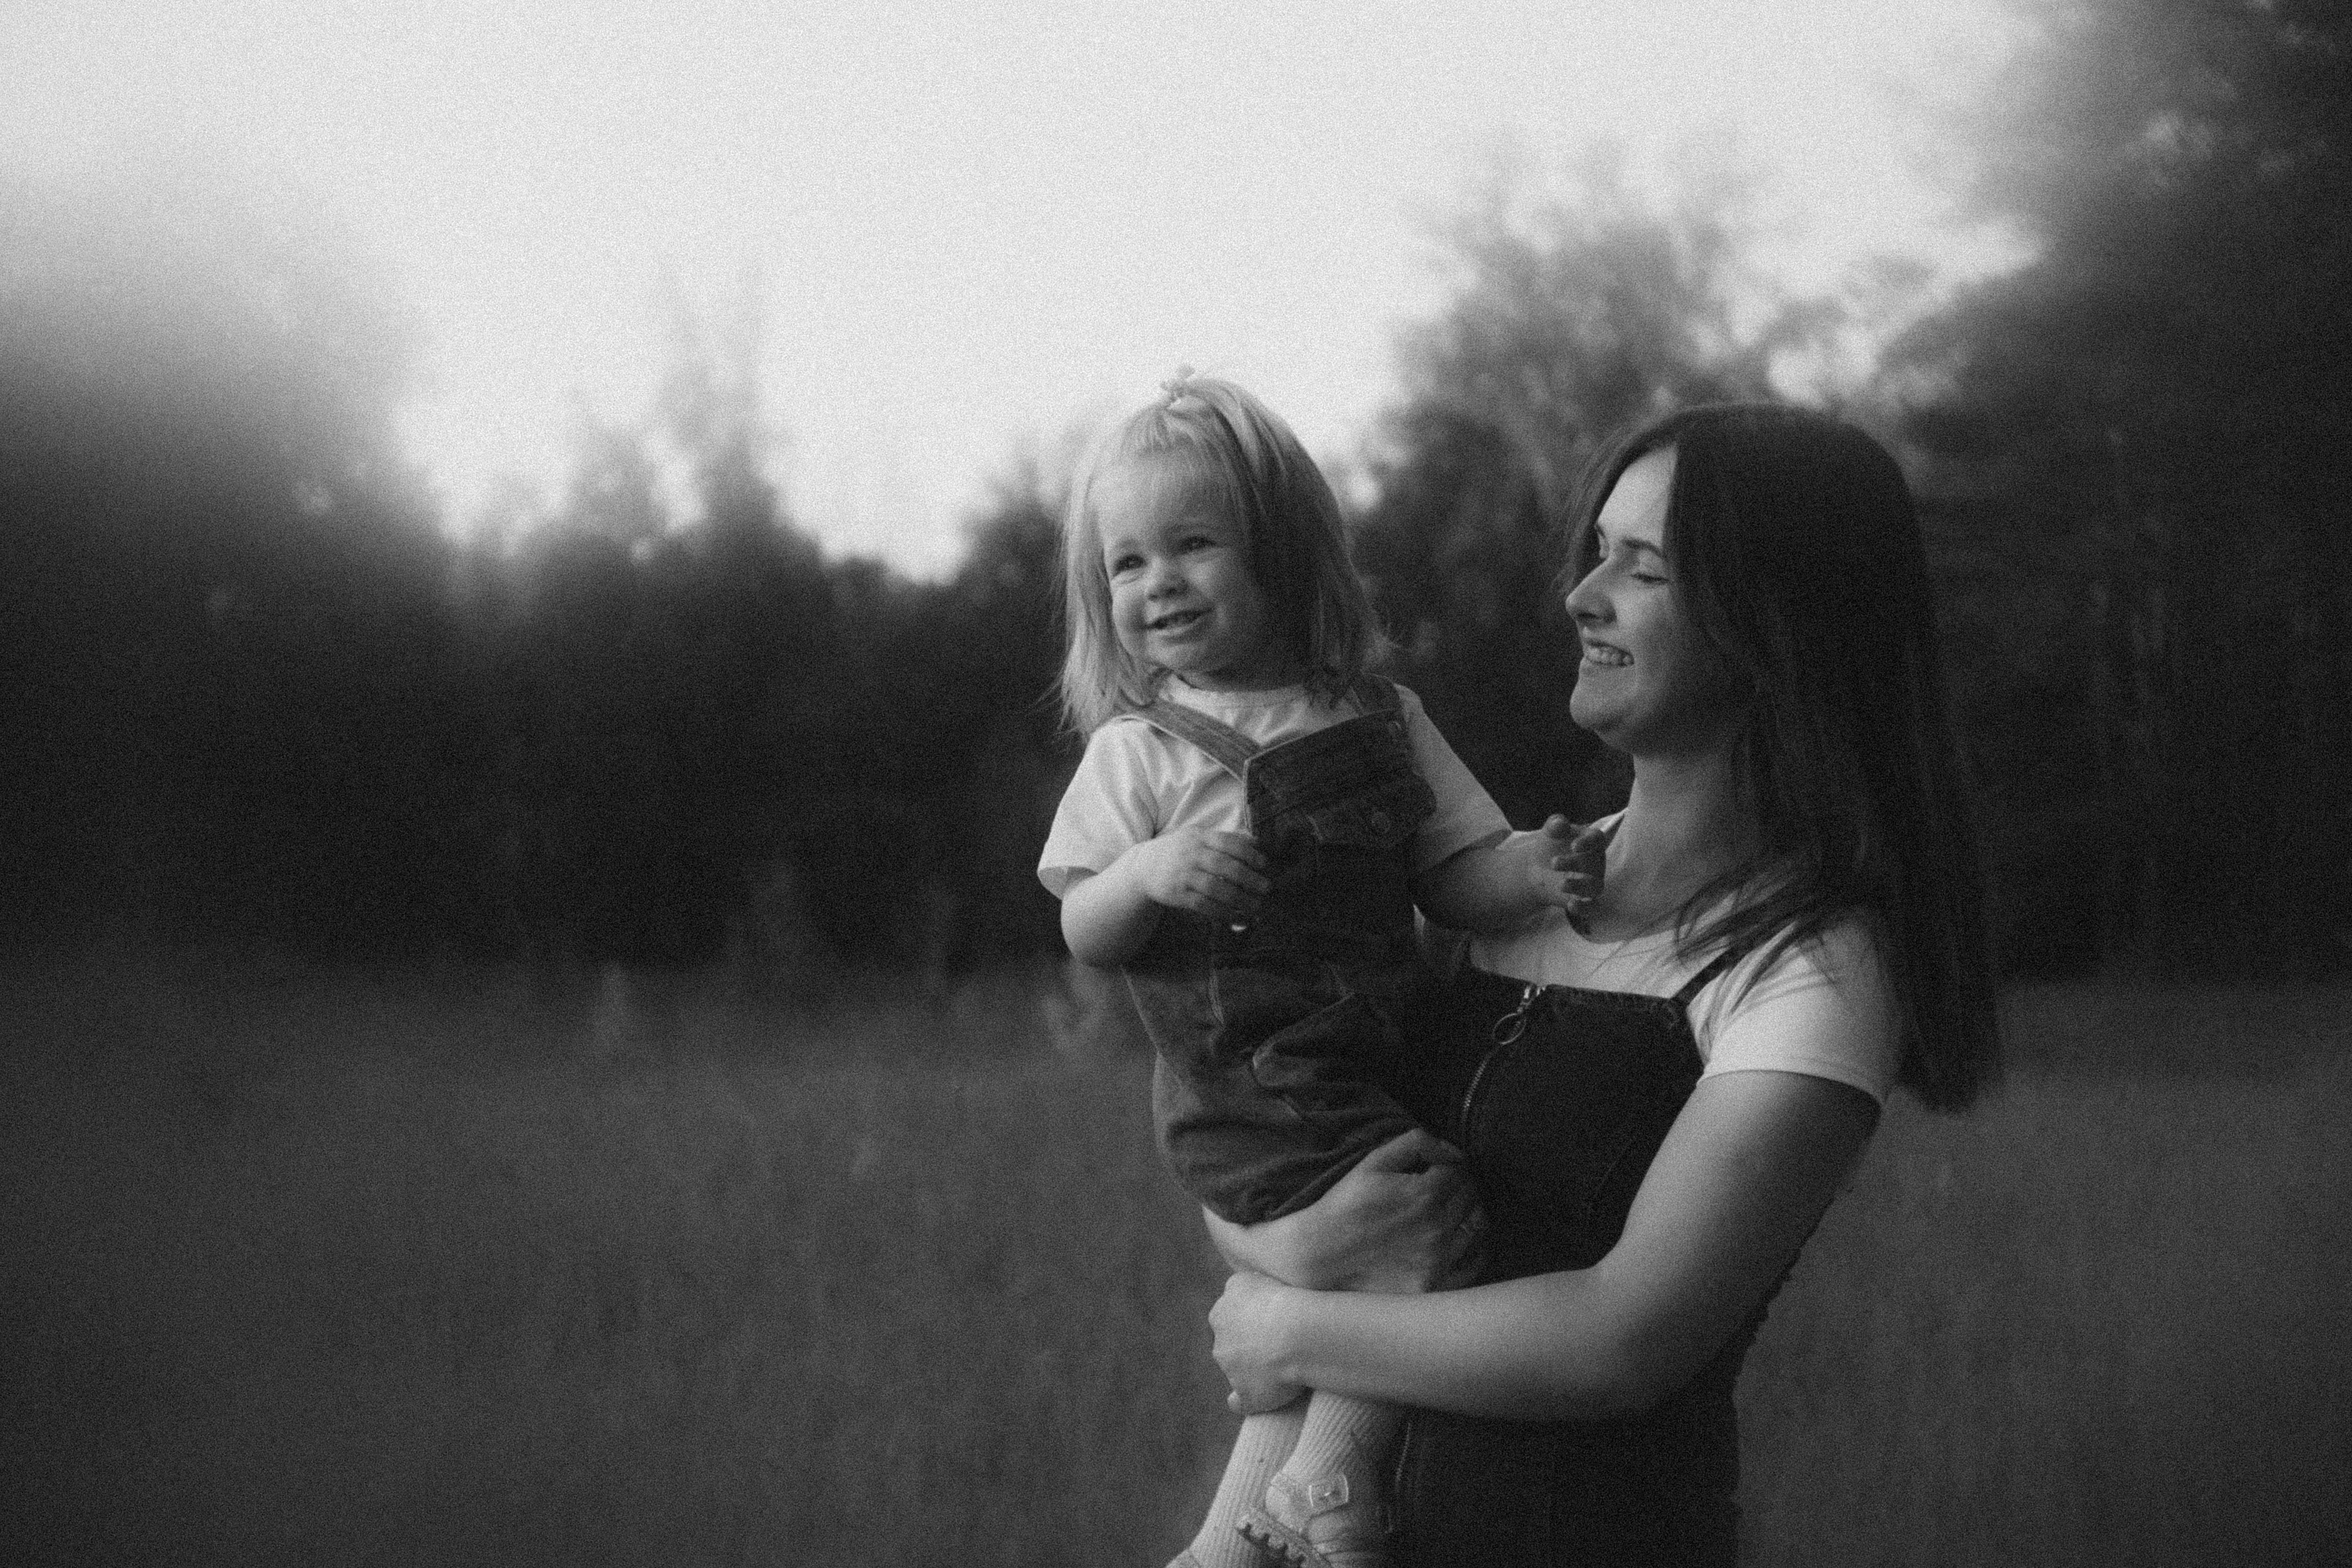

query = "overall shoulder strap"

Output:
[[1123, 699, 1260, 781], [1670, 938, 1762, 1011], [1345, 674, 1403, 715]]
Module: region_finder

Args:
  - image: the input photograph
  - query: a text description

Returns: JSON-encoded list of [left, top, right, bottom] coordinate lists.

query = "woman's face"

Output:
[[1563, 447, 1743, 755]]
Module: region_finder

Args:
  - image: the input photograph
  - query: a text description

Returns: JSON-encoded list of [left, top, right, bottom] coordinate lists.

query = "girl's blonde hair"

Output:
[[1057, 372, 1384, 734]]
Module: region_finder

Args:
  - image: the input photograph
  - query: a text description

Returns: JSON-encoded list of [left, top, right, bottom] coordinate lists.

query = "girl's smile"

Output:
[[1095, 457, 1290, 692]]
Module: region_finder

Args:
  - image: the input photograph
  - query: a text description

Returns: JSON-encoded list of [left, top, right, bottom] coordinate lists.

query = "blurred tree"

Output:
[[474, 276, 843, 970], [932, 454, 1081, 967], [1356, 148, 1811, 826], [0, 174, 464, 952], [1890, 0, 2352, 970], [464, 275, 1074, 979]]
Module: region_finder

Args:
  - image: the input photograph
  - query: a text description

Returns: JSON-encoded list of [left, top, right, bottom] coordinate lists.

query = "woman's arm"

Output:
[[1205, 1127, 1486, 1293], [1212, 1068, 1878, 1422]]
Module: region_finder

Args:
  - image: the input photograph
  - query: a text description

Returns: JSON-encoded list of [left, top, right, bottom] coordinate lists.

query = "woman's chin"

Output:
[[1567, 693, 1621, 740]]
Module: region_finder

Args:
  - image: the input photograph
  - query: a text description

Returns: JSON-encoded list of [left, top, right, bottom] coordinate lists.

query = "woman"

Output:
[[1203, 403, 2000, 1565]]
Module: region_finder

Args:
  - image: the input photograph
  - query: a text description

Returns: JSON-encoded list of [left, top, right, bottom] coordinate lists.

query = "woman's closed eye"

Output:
[[1597, 541, 1668, 584]]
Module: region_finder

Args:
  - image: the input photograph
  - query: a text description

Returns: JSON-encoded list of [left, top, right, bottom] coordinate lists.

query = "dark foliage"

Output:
[[1890, 0, 2352, 973], [7, 10, 2346, 984], [1, 187, 1073, 975], [1353, 152, 1793, 827]]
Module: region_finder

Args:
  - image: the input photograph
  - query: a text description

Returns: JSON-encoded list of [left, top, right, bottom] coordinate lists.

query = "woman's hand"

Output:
[[1211, 1270, 1310, 1414], [1203, 1127, 1486, 1293]]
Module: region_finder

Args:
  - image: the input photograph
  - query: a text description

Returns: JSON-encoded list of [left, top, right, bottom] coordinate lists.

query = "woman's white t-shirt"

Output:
[[1469, 874, 1902, 1106]]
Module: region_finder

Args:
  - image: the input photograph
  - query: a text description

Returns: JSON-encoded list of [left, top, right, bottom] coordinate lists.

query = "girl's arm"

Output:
[[1060, 827, 1271, 967], [1413, 817, 1610, 935], [1203, 1127, 1486, 1293], [1211, 1068, 1878, 1420]]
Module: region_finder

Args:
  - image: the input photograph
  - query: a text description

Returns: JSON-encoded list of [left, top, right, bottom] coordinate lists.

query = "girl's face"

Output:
[[1093, 456, 1286, 692], [1562, 447, 1743, 754]]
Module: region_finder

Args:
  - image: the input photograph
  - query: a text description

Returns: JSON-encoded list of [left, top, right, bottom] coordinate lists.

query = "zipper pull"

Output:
[[1491, 982, 1539, 1045]]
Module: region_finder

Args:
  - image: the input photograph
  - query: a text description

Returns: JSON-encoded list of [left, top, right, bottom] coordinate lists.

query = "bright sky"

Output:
[[4, 0, 2022, 578]]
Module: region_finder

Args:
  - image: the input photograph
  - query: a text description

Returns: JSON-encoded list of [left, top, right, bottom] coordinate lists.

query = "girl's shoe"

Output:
[[1167, 1546, 1276, 1568], [1236, 1473, 1391, 1568]]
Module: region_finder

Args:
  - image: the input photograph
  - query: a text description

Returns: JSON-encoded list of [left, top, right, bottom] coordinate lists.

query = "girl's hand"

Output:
[[1132, 827, 1270, 924], [1526, 815, 1611, 917], [1204, 1128, 1487, 1293], [1211, 1270, 1309, 1414]]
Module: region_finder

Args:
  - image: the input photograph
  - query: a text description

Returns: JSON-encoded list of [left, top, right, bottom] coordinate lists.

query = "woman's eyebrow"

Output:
[[1596, 531, 1667, 557]]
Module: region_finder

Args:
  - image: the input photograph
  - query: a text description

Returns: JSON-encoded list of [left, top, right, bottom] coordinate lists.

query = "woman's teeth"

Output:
[[1583, 645, 1631, 666]]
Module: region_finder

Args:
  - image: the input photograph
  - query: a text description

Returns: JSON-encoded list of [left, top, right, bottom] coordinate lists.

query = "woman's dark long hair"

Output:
[[1563, 403, 1999, 1111]]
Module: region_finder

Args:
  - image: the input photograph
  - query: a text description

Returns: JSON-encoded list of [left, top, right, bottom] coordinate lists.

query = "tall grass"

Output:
[[1744, 985, 2352, 1567], [3, 958, 2346, 1565]]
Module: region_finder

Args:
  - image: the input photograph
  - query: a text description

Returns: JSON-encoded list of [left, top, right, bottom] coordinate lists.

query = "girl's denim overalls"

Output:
[[1379, 946, 1772, 1567], [1120, 678, 1437, 1227]]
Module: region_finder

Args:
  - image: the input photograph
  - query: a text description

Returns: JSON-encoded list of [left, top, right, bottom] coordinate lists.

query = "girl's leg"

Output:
[[1171, 1401, 1306, 1568], [1238, 1390, 1401, 1568]]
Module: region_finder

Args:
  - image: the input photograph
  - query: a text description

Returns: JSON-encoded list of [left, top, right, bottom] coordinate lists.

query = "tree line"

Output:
[[3, 0, 2343, 979]]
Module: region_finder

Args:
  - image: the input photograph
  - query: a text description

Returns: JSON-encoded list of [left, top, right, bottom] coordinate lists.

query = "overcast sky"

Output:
[[5, 0, 2024, 577]]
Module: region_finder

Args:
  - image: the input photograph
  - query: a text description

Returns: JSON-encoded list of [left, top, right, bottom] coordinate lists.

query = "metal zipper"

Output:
[[1456, 981, 1539, 1146]]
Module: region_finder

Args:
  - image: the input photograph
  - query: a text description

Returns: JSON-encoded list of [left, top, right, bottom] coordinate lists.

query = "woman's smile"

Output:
[[1580, 640, 1632, 668]]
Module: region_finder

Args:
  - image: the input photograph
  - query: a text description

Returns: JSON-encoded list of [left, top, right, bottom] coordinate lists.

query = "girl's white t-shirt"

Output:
[[1037, 679, 1510, 900], [1468, 878, 1902, 1106]]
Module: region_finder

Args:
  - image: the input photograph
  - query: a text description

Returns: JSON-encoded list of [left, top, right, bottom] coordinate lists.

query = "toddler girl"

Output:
[[1038, 372, 1600, 1568]]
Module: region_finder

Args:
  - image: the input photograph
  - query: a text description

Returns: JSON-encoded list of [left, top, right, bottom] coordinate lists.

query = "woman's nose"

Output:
[[1562, 564, 1606, 623]]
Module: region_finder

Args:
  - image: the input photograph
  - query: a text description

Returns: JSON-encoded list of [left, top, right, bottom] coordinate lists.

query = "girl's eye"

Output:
[[1109, 554, 1142, 574]]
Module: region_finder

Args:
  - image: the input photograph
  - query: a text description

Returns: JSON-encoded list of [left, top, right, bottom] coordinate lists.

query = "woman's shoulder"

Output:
[[1379, 677, 1427, 715], [1725, 911, 1886, 994], [1694, 913, 1900, 1104]]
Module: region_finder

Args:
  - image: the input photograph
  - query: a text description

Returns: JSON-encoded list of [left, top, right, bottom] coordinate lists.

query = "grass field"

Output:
[[3, 953, 2346, 1566]]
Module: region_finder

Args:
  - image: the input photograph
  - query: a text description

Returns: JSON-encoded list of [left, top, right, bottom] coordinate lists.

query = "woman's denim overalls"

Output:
[[1119, 678, 1437, 1227], [1379, 947, 1769, 1567]]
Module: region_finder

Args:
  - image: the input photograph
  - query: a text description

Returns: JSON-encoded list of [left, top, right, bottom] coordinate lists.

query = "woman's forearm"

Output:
[[1278, 1267, 1660, 1423], [1206, 1128, 1485, 1294], [1217, 1071, 1879, 1425]]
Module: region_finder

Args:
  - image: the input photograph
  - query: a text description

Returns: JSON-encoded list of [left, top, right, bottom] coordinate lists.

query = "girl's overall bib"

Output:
[[1119, 679, 1437, 1227]]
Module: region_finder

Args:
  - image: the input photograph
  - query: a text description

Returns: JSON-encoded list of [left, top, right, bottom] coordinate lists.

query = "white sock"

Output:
[[1175, 1403, 1306, 1568]]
